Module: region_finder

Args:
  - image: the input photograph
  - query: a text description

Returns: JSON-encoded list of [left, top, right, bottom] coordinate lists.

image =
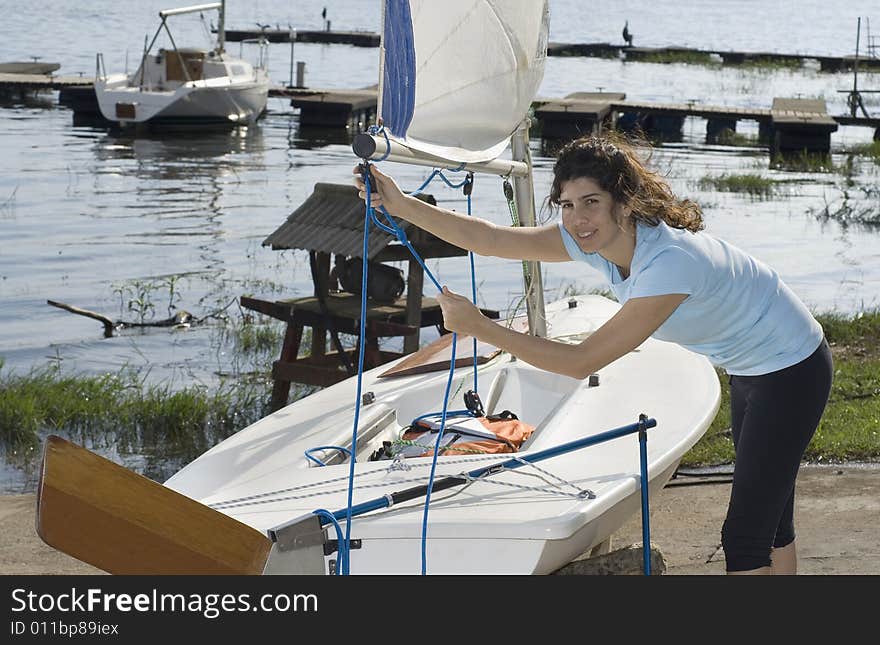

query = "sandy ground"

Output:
[[613, 463, 880, 574], [1, 463, 877, 575]]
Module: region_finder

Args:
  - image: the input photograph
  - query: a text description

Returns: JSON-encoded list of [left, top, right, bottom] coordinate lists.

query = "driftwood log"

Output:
[[47, 300, 195, 338]]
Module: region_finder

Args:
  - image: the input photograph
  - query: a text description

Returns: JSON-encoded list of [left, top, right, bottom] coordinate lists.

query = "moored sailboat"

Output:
[[94, 1, 269, 127]]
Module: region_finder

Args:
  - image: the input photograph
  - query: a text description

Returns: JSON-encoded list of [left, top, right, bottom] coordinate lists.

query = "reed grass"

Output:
[[845, 140, 880, 163], [0, 362, 276, 481], [698, 173, 777, 197], [224, 320, 286, 356], [714, 130, 760, 147], [769, 151, 837, 173], [738, 57, 804, 71], [636, 51, 718, 66]]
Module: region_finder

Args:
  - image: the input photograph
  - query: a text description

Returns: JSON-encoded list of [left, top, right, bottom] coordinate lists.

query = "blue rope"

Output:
[[313, 509, 348, 575], [373, 203, 443, 292], [334, 162, 483, 574], [407, 169, 443, 196], [367, 208, 397, 236], [339, 172, 375, 576], [408, 168, 468, 195], [371, 168, 480, 392], [412, 410, 472, 423], [420, 333, 458, 575], [369, 167, 477, 296]]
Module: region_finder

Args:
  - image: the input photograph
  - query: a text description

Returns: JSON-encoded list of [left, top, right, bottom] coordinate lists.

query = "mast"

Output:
[[218, 0, 226, 53], [510, 119, 547, 338]]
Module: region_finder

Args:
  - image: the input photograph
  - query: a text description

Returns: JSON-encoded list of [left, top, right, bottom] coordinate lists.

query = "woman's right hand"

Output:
[[352, 164, 408, 216]]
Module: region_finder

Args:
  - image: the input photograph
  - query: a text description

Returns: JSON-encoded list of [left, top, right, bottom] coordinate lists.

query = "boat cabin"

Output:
[[133, 48, 254, 90], [161, 47, 207, 83]]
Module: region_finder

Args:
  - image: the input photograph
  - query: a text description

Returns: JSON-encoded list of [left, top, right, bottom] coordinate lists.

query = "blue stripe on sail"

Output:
[[381, 0, 416, 139]]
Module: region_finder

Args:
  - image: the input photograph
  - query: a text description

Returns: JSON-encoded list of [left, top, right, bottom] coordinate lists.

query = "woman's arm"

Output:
[[440, 288, 688, 379], [354, 165, 571, 262]]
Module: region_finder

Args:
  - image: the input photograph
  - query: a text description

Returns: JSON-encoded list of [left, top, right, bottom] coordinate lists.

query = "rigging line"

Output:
[[351, 166, 458, 573], [199, 12, 214, 45], [313, 509, 347, 575], [421, 333, 459, 574], [407, 169, 467, 198], [407, 169, 479, 573], [210, 464, 588, 510], [506, 453, 592, 496], [319, 418, 657, 530], [374, 204, 441, 291], [411, 409, 473, 423], [338, 161, 485, 573], [367, 209, 397, 236], [339, 173, 377, 576], [211, 473, 470, 510], [436, 169, 470, 187], [207, 451, 502, 510], [221, 464, 595, 514], [406, 168, 443, 196], [362, 166, 472, 296], [462, 475, 593, 499], [400, 167, 479, 394], [502, 178, 534, 312], [464, 172, 478, 392]]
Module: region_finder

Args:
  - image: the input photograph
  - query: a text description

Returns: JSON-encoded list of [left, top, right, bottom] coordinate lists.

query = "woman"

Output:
[[353, 135, 833, 575]]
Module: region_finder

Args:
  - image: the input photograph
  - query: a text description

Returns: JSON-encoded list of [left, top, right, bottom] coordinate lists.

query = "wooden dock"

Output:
[[5, 71, 879, 151], [222, 28, 880, 72], [280, 87, 378, 129], [277, 86, 878, 151], [0, 72, 91, 99], [533, 94, 869, 154], [224, 28, 379, 47]]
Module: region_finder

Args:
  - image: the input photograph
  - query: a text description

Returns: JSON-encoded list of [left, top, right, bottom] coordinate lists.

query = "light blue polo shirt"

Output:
[[558, 220, 824, 375]]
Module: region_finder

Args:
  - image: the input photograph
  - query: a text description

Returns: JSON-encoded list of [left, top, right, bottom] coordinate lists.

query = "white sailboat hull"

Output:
[[95, 72, 269, 125], [165, 295, 721, 574]]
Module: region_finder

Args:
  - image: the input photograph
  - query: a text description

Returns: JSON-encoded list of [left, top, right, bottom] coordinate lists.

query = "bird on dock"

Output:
[[623, 21, 633, 47]]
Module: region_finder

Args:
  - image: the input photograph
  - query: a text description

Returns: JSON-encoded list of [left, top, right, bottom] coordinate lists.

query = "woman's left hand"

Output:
[[436, 286, 485, 336]]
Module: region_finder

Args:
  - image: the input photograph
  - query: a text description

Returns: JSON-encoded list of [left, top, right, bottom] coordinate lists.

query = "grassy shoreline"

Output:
[[1, 310, 878, 482], [682, 309, 880, 466]]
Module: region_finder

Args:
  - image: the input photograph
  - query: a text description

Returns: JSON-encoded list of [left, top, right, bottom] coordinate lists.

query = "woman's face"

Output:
[[558, 177, 632, 255]]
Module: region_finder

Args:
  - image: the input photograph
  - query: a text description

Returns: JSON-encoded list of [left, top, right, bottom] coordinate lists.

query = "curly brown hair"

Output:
[[548, 133, 704, 233]]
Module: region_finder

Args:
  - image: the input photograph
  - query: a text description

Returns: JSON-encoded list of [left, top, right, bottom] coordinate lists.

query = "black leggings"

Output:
[[721, 338, 833, 572]]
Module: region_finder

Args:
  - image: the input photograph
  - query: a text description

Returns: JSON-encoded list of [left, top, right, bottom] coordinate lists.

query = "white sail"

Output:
[[379, 0, 549, 164]]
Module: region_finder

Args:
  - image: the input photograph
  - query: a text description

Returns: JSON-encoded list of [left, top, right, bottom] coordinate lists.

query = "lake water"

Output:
[[1, 1, 879, 490]]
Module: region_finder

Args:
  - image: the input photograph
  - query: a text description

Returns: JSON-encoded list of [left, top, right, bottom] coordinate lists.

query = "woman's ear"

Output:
[[615, 202, 633, 222]]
